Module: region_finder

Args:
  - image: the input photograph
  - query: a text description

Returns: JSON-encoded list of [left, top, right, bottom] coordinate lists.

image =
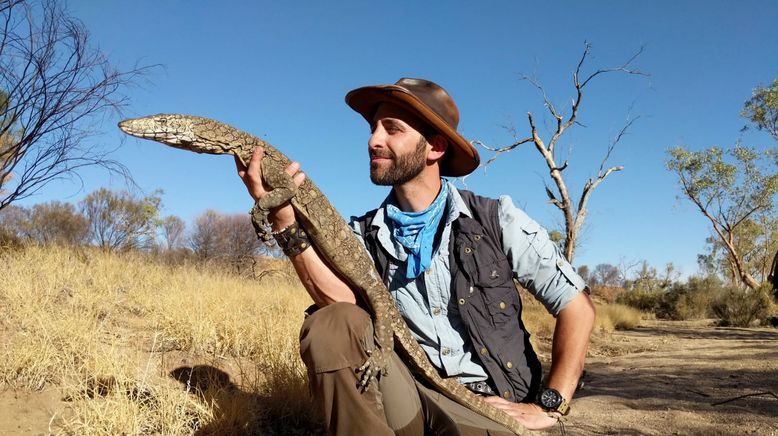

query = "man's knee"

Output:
[[299, 302, 373, 373]]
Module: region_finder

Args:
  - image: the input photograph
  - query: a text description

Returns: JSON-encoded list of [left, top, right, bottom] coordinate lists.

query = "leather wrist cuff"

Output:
[[272, 221, 310, 257]]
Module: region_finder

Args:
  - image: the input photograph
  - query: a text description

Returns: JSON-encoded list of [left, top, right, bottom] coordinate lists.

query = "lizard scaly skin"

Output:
[[118, 114, 529, 435]]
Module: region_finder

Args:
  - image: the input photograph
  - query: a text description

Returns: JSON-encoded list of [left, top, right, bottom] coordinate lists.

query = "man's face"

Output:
[[368, 103, 430, 186]]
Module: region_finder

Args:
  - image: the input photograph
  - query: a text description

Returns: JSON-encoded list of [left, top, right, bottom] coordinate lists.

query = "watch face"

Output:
[[540, 388, 562, 409]]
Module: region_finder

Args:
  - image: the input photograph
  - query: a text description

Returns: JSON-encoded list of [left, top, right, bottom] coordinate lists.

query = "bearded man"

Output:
[[236, 78, 595, 435]]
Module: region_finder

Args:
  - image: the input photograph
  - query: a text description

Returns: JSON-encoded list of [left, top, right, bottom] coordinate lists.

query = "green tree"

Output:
[[667, 143, 777, 289], [698, 217, 778, 286], [741, 78, 778, 141], [81, 188, 161, 251]]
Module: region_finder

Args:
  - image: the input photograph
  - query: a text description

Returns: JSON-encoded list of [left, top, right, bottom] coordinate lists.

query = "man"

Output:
[[236, 78, 595, 435]]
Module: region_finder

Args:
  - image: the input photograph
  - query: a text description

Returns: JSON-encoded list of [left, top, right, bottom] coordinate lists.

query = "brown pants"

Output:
[[299, 302, 515, 436]]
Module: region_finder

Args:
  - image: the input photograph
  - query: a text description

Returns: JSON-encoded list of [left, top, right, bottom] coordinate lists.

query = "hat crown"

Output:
[[394, 78, 460, 130]]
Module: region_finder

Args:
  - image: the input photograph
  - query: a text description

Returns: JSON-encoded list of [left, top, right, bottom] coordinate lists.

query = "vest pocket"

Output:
[[482, 285, 520, 325]]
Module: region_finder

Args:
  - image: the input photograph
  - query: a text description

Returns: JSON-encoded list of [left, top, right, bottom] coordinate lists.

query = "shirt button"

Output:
[[556, 258, 564, 268], [442, 347, 450, 356], [432, 307, 441, 316], [506, 361, 513, 369], [425, 268, 432, 274], [499, 302, 506, 310], [480, 347, 488, 356]]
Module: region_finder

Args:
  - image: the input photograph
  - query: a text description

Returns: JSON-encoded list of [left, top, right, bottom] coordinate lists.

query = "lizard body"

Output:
[[118, 114, 528, 435]]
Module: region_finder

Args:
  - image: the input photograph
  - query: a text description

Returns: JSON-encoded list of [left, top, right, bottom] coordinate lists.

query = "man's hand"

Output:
[[235, 147, 305, 230], [482, 396, 559, 430]]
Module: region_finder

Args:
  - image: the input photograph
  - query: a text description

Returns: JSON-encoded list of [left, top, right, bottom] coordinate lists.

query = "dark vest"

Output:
[[356, 189, 541, 402]]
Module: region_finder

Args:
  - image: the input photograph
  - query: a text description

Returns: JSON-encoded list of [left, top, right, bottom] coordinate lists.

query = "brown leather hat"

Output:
[[345, 78, 480, 177]]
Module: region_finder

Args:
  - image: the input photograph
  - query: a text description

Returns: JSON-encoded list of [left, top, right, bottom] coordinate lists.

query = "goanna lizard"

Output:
[[118, 114, 529, 435]]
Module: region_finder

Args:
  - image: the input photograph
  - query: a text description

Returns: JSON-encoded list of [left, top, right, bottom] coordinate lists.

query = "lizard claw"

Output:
[[356, 348, 390, 390], [249, 201, 275, 246]]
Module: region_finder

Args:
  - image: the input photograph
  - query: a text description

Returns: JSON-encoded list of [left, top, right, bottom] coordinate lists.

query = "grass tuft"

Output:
[[0, 244, 320, 433]]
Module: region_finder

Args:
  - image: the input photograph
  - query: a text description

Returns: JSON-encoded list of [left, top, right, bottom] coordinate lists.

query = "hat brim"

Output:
[[345, 85, 479, 177]]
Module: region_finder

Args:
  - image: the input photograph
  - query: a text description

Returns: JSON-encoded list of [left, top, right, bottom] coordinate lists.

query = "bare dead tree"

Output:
[[160, 215, 186, 251], [0, 0, 148, 210], [476, 43, 647, 263]]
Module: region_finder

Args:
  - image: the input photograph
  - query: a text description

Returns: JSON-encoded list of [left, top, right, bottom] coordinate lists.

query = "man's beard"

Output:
[[370, 137, 428, 186]]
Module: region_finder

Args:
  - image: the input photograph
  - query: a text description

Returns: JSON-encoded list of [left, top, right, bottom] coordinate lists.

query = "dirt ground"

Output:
[[562, 319, 778, 436], [1, 319, 776, 435]]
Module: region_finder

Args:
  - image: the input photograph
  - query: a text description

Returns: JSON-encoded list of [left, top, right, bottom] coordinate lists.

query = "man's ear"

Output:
[[427, 134, 448, 161]]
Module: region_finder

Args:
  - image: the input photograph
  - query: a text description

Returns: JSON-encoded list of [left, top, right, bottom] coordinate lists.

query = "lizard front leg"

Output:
[[249, 158, 299, 244], [356, 283, 395, 389]]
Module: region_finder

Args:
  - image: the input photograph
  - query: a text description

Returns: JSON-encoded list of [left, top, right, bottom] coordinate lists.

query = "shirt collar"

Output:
[[373, 181, 471, 260]]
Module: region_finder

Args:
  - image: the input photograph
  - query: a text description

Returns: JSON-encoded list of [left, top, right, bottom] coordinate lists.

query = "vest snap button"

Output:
[[458, 298, 465, 305], [506, 361, 513, 369], [473, 234, 481, 241], [464, 247, 472, 254], [480, 347, 488, 356], [499, 301, 506, 310], [469, 286, 474, 293], [503, 391, 510, 399]]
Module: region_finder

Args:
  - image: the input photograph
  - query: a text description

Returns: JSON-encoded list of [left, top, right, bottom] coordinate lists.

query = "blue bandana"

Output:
[[386, 181, 449, 279]]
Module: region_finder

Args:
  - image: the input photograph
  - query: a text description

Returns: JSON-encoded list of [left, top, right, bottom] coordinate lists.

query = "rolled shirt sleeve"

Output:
[[498, 195, 587, 316]]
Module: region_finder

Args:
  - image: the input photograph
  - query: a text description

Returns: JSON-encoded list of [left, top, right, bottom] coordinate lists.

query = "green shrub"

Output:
[[616, 289, 665, 314], [661, 276, 719, 320], [618, 275, 723, 320], [711, 285, 772, 327]]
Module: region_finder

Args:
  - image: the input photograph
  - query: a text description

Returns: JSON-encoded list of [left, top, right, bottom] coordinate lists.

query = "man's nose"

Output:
[[368, 126, 385, 149]]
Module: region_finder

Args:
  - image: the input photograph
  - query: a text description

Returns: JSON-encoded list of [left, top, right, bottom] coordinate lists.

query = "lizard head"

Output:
[[118, 114, 200, 150]]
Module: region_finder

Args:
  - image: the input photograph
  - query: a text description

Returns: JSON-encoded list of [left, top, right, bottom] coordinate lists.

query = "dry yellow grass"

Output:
[[0, 244, 319, 434], [0, 244, 636, 434], [519, 288, 643, 342], [595, 303, 643, 331]]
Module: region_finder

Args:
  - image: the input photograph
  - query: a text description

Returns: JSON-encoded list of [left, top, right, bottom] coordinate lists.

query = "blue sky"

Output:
[[14, 0, 778, 278]]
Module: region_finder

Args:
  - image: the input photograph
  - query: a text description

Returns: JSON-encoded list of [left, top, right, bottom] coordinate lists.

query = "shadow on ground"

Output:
[[170, 365, 324, 436]]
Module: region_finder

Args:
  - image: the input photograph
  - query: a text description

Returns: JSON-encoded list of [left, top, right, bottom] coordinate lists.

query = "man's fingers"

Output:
[[250, 147, 264, 164], [285, 161, 306, 187], [286, 161, 300, 176], [234, 154, 247, 176], [293, 171, 306, 187], [247, 147, 264, 176]]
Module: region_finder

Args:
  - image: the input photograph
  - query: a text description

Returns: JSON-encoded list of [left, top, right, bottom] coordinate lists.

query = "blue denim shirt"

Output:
[[350, 182, 586, 382]]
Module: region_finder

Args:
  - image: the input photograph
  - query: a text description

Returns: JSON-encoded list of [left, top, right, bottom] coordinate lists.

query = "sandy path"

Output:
[[564, 320, 778, 435]]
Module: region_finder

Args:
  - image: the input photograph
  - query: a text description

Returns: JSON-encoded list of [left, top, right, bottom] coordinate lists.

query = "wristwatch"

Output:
[[537, 387, 570, 415]]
